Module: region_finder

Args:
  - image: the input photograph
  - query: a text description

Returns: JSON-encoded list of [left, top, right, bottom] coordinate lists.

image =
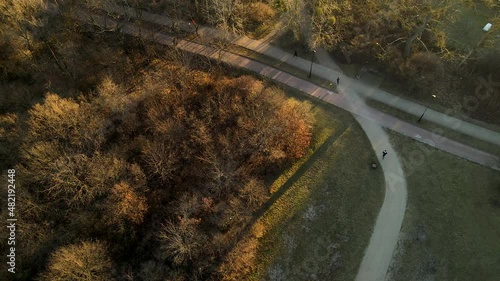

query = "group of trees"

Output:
[[285, 0, 499, 122], [0, 1, 315, 280], [293, 0, 459, 75], [1, 19, 314, 277]]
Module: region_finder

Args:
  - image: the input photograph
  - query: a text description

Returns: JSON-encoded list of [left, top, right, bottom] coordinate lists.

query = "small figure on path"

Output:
[[293, 50, 298, 57], [337, 77, 340, 85], [191, 19, 199, 35], [382, 150, 388, 159]]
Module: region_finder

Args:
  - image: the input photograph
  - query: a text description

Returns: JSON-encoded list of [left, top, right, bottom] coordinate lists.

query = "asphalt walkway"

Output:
[[316, 49, 408, 281]]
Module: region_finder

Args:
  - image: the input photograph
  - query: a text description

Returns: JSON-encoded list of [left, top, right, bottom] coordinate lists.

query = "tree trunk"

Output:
[[340, 43, 351, 64], [404, 14, 431, 58]]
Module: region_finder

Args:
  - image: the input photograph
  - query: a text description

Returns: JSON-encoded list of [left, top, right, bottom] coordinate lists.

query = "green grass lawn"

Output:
[[387, 130, 500, 281], [366, 99, 500, 157], [248, 89, 385, 280]]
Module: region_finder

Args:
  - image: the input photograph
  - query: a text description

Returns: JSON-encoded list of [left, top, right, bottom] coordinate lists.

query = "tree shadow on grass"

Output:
[[219, 121, 350, 274], [254, 124, 348, 221]]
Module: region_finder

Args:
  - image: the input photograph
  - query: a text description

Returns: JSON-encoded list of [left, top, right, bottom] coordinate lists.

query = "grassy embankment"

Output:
[[248, 88, 385, 280], [387, 130, 500, 281], [366, 99, 500, 157]]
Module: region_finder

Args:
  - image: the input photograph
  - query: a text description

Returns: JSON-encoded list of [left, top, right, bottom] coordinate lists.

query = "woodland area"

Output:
[[0, 1, 313, 280]]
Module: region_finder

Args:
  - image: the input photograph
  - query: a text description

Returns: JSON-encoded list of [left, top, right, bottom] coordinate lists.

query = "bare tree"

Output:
[[39, 241, 114, 281], [158, 218, 207, 265]]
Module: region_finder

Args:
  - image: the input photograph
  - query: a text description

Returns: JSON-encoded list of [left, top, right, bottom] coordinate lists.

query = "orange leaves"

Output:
[[39, 241, 113, 281], [276, 99, 314, 159], [27, 93, 80, 142], [106, 181, 148, 225], [246, 2, 276, 23]]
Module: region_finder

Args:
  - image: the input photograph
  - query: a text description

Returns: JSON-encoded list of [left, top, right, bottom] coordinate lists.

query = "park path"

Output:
[[316, 50, 407, 281]]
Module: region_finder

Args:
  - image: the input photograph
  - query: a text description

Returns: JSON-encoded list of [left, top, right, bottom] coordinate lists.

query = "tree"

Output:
[[158, 218, 208, 265], [239, 178, 268, 211], [0, 0, 48, 54], [38, 241, 114, 281], [218, 235, 258, 281], [12, 55, 315, 281], [245, 2, 275, 24], [276, 98, 313, 158], [405, 52, 444, 93], [104, 180, 148, 228], [0, 113, 20, 167], [309, 0, 381, 50], [385, 0, 457, 59], [142, 139, 179, 183], [194, 0, 245, 33], [26, 93, 81, 143], [304, 0, 459, 70]]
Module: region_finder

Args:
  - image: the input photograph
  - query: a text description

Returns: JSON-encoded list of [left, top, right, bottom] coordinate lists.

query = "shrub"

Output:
[[246, 2, 276, 23]]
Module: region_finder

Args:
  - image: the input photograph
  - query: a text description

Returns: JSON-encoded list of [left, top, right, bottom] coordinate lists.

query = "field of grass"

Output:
[[378, 75, 500, 131], [445, 2, 500, 53], [366, 99, 500, 157], [387, 130, 500, 281], [248, 89, 385, 280]]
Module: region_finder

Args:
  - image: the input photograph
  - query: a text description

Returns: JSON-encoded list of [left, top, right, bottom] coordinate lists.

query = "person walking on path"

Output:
[[337, 77, 340, 85], [382, 150, 388, 159], [293, 50, 298, 58], [190, 19, 199, 35]]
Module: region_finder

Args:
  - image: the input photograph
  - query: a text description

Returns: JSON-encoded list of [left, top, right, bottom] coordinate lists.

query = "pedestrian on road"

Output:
[[337, 77, 340, 85], [382, 150, 388, 159], [293, 50, 298, 58]]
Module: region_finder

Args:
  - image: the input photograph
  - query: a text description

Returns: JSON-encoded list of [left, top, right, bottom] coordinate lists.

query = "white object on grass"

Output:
[[483, 23, 492, 32]]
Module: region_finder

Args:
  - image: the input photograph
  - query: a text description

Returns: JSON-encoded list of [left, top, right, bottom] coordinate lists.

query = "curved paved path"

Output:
[[354, 116, 407, 281], [317, 50, 407, 281]]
